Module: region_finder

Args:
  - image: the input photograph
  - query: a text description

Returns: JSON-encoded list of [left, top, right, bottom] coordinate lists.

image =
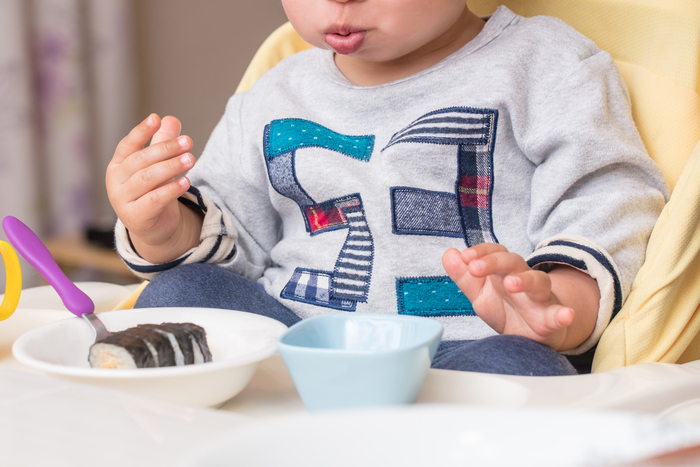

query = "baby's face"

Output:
[[281, 0, 470, 63]]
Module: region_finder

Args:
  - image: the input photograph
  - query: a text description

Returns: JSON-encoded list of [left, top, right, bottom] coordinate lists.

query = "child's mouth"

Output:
[[325, 31, 366, 55]]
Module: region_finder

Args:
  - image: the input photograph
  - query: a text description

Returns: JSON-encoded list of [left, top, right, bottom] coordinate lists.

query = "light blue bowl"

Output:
[[277, 313, 443, 412]]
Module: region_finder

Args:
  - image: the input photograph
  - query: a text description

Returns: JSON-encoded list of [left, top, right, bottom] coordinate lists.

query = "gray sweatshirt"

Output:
[[116, 6, 669, 354]]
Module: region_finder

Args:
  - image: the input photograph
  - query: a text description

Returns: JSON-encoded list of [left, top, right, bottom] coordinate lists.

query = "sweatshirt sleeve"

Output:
[[114, 185, 237, 280], [520, 50, 670, 354], [115, 93, 282, 281]]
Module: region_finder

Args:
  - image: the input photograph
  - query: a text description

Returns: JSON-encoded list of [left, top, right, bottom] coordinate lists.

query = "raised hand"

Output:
[[442, 244, 598, 351], [106, 114, 202, 264]]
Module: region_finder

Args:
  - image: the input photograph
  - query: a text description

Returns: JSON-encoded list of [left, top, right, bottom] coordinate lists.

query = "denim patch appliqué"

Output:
[[391, 187, 462, 237], [396, 276, 475, 317], [384, 107, 499, 247]]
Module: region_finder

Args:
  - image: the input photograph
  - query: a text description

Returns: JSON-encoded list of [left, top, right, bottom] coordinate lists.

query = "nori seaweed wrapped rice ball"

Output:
[[88, 322, 213, 369]]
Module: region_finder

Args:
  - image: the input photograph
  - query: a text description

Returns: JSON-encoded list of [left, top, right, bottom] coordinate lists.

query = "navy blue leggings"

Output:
[[136, 263, 577, 377]]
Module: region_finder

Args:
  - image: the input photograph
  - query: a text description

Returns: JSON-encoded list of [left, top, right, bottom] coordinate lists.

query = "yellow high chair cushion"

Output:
[[594, 140, 700, 370], [235, 23, 313, 95], [224, 0, 700, 372]]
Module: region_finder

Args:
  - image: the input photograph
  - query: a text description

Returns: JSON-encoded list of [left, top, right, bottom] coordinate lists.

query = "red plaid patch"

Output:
[[305, 204, 348, 233], [458, 175, 491, 209]]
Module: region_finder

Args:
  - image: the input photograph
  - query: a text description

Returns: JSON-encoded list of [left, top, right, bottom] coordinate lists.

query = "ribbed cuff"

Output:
[[526, 234, 624, 355]]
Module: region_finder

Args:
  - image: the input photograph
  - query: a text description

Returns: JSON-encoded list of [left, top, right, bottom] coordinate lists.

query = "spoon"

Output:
[[2, 216, 109, 341]]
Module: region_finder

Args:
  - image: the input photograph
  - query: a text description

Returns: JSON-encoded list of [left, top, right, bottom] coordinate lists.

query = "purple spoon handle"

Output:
[[2, 216, 95, 316]]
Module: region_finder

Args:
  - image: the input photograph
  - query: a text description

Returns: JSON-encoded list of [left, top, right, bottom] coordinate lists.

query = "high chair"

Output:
[[3, 0, 700, 422]]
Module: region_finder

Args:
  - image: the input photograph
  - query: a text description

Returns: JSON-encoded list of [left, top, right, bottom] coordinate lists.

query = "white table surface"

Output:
[[6, 353, 700, 467]]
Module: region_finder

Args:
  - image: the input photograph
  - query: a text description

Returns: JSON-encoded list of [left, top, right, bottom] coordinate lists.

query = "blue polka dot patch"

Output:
[[265, 119, 374, 162], [396, 276, 475, 317]]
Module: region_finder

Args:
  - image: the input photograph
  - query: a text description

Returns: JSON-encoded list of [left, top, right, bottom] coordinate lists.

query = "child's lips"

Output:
[[325, 30, 366, 55]]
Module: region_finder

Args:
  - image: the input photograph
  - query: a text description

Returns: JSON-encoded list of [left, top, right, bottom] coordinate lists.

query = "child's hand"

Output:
[[442, 244, 597, 351], [106, 114, 202, 263]]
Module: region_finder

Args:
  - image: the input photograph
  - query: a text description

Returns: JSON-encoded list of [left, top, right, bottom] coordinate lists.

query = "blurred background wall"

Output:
[[134, 0, 288, 158], [0, 0, 288, 290]]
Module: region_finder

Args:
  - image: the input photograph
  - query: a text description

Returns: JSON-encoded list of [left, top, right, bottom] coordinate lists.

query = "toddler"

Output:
[[107, 0, 669, 375]]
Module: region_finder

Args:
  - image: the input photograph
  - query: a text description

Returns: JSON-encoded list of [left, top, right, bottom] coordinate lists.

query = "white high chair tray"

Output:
[[4, 282, 700, 466], [4, 281, 700, 420]]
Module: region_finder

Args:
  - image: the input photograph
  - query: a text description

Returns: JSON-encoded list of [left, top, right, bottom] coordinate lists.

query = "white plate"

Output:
[[0, 282, 135, 365], [0, 308, 74, 367], [181, 405, 700, 467], [12, 307, 288, 407]]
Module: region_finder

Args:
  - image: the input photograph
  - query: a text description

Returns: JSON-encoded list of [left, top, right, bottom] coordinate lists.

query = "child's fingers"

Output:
[[504, 269, 552, 302], [460, 243, 508, 263], [521, 305, 574, 338], [442, 248, 469, 278], [123, 152, 195, 201], [467, 250, 529, 278], [514, 304, 574, 341], [542, 305, 575, 332], [555, 307, 575, 328], [129, 177, 191, 220], [113, 114, 161, 164], [442, 248, 483, 298], [115, 136, 193, 185], [151, 116, 182, 146]]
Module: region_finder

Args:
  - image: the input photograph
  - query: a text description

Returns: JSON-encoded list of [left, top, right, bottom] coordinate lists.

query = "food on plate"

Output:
[[88, 322, 213, 369]]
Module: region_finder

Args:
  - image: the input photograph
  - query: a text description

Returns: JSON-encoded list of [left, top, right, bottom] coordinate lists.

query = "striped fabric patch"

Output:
[[331, 198, 373, 300], [384, 107, 492, 149], [384, 107, 498, 247]]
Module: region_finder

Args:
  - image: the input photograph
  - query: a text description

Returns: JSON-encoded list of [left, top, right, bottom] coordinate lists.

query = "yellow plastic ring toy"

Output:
[[0, 240, 22, 320]]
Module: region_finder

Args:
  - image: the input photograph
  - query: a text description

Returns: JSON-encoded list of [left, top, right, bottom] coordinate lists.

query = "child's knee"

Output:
[[135, 263, 221, 308]]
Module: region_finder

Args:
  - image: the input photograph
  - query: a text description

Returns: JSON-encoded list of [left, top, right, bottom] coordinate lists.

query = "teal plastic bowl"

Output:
[[277, 313, 443, 412]]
